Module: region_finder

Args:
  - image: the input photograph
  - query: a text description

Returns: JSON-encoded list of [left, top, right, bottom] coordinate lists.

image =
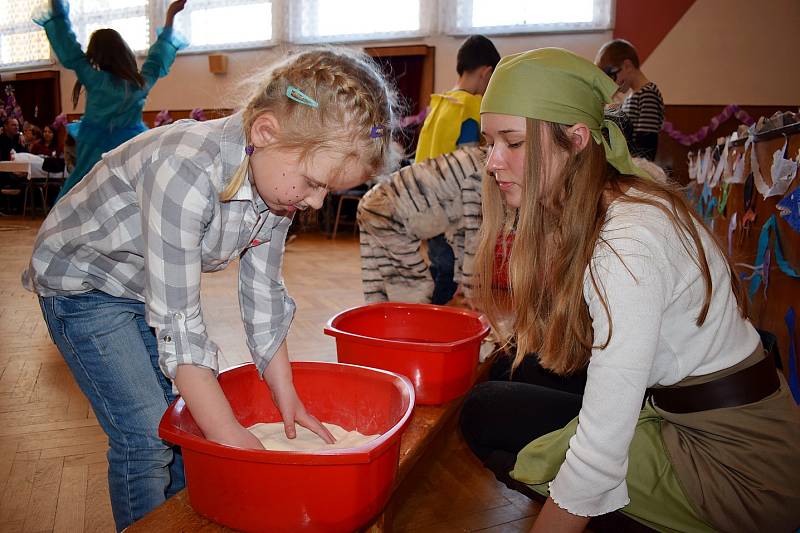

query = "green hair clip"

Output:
[[286, 85, 319, 108]]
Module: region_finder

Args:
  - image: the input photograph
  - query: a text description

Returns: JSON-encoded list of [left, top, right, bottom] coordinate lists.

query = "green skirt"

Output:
[[511, 350, 800, 533], [510, 401, 713, 533]]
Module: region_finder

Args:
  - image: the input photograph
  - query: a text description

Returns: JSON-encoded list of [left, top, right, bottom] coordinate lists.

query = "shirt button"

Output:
[[163, 335, 172, 342], [174, 312, 184, 319]]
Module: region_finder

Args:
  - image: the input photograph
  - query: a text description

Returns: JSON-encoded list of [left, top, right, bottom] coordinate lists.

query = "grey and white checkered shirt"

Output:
[[22, 112, 295, 379]]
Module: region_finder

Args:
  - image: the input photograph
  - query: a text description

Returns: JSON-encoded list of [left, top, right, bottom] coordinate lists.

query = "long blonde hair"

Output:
[[474, 119, 747, 375], [220, 47, 400, 201]]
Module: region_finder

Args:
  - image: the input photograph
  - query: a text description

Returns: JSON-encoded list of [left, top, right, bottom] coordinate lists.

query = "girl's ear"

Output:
[[250, 112, 280, 148], [567, 123, 591, 151]]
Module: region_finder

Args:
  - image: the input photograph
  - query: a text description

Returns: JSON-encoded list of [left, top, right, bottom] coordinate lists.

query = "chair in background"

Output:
[[330, 188, 367, 240], [42, 157, 66, 206], [23, 157, 66, 216], [0, 161, 31, 215]]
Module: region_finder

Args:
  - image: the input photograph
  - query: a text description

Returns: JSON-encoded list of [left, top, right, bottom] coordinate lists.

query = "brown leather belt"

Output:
[[648, 355, 780, 414]]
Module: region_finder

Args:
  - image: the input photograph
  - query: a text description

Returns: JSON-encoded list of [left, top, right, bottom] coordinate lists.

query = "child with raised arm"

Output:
[[23, 48, 398, 531], [34, 0, 188, 199]]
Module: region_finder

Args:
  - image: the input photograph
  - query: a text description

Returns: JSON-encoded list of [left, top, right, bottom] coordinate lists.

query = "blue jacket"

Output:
[[35, 0, 187, 198]]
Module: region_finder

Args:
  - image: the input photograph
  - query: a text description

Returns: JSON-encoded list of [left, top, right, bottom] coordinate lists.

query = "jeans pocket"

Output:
[[89, 312, 139, 361]]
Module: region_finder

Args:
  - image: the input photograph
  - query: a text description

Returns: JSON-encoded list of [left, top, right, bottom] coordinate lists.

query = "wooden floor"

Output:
[[0, 216, 539, 533]]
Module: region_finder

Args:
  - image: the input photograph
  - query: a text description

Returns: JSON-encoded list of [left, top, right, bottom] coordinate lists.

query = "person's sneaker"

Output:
[[286, 234, 298, 245]]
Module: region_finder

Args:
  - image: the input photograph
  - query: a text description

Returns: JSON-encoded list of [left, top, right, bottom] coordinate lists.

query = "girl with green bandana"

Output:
[[459, 48, 799, 533]]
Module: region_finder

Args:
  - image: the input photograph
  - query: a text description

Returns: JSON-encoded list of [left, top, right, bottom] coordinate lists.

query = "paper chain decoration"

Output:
[[663, 104, 755, 147]]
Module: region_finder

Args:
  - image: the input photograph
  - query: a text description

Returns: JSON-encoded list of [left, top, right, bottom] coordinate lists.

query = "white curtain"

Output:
[[69, 0, 151, 51], [0, 0, 152, 70], [0, 0, 51, 68], [441, 0, 613, 35], [285, 0, 434, 44], [170, 0, 274, 51]]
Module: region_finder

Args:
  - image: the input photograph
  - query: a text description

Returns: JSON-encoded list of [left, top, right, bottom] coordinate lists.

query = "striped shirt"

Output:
[[622, 82, 664, 134], [22, 112, 295, 379]]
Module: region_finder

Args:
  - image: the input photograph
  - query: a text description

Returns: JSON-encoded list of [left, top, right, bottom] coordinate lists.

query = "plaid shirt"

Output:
[[22, 112, 295, 379]]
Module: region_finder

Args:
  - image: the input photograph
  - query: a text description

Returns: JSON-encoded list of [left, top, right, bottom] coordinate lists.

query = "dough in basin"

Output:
[[248, 422, 379, 451]]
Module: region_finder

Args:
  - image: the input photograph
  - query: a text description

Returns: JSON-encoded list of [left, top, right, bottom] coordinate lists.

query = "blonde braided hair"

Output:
[[221, 47, 400, 202]]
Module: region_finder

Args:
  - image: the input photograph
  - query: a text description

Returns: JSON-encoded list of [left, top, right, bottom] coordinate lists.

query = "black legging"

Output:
[[459, 351, 587, 484], [462, 352, 657, 532]]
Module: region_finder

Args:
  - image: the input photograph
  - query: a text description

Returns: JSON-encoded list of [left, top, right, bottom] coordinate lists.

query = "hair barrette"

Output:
[[369, 124, 386, 139], [286, 85, 319, 108]]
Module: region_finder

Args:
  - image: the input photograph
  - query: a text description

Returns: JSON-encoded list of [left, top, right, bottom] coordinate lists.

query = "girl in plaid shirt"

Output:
[[23, 48, 398, 530]]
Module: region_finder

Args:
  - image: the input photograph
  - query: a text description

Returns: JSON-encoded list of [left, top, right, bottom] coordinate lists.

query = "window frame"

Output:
[[285, 0, 434, 45], [440, 0, 615, 37], [71, 2, 152, 52], [0, 3, 55, 71], [1, 0, 615, 71], [169, 0, 277, 55]]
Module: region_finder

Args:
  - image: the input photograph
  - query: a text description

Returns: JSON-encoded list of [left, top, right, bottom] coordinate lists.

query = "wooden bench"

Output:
[[127, 360, 492, 533]]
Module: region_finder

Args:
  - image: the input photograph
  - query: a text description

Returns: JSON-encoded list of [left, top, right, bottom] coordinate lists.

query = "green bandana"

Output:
[[481, 47, 650, 179]]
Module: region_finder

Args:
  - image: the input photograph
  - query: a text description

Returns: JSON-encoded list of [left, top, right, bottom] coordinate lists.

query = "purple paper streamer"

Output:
[[189, 108, 207, 122], [154, 110, 173, 127], [662, 104, 755, 147]]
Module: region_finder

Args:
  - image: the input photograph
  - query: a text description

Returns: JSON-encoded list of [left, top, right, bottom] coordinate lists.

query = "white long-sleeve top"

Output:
[[549, 190, 760, 516]]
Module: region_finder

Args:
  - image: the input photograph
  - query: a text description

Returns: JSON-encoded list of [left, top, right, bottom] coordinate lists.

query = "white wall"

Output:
[[643, 0, 800, 105], [8, 31, 612, 114]]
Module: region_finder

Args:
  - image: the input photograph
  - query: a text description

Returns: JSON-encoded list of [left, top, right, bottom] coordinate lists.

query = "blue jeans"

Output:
[[428, 234, 457, 305], [39, 290, 185, 531]]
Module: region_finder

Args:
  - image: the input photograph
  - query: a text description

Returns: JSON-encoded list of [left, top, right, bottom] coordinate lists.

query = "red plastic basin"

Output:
[[158, 361, 415, 533], [324, 303, 490, 405]]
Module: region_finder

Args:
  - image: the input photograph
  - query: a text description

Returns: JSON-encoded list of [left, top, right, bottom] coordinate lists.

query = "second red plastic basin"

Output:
[[324, 303, 490, 405]]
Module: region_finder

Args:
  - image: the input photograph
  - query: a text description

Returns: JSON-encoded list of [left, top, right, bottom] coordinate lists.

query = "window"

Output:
[[288, 0, 431, 44], [0, 0, 150, 69], [444, 0, 613, 35], [70, 0, 150, 52], [1, 0, 614, 70], [171, 0, 274, 51], [0, 1, 51, 69]]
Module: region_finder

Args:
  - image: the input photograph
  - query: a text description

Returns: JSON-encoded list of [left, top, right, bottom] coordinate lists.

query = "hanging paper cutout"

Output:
[[746, 214, 800, 298], [751, 139, 770, 198], [703, 197, 717, 228], [721, 137, 733, 180], [785, 307, 800, 404], [709, 140, 726, 187], [765, 143, 798, 197], [743, 172, 756, 212], [726, 152, 746, 184], [776, 185, 800, 233], [687, 152, 697, 182], [717, 182, 731, 215], [739, 209, 757, 247], [727, 212, 738, 257], [697, 146, 713, 184]]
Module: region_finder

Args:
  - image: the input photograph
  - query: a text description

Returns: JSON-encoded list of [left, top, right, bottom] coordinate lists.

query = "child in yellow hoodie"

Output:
[[414, 35, 499, 304]]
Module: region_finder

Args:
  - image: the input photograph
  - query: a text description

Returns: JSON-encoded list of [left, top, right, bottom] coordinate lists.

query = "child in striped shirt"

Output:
[[596, 39, 664, 161]]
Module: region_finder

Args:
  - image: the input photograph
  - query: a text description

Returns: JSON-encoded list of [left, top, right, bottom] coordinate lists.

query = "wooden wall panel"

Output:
[[689, 126, 800, 376]]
